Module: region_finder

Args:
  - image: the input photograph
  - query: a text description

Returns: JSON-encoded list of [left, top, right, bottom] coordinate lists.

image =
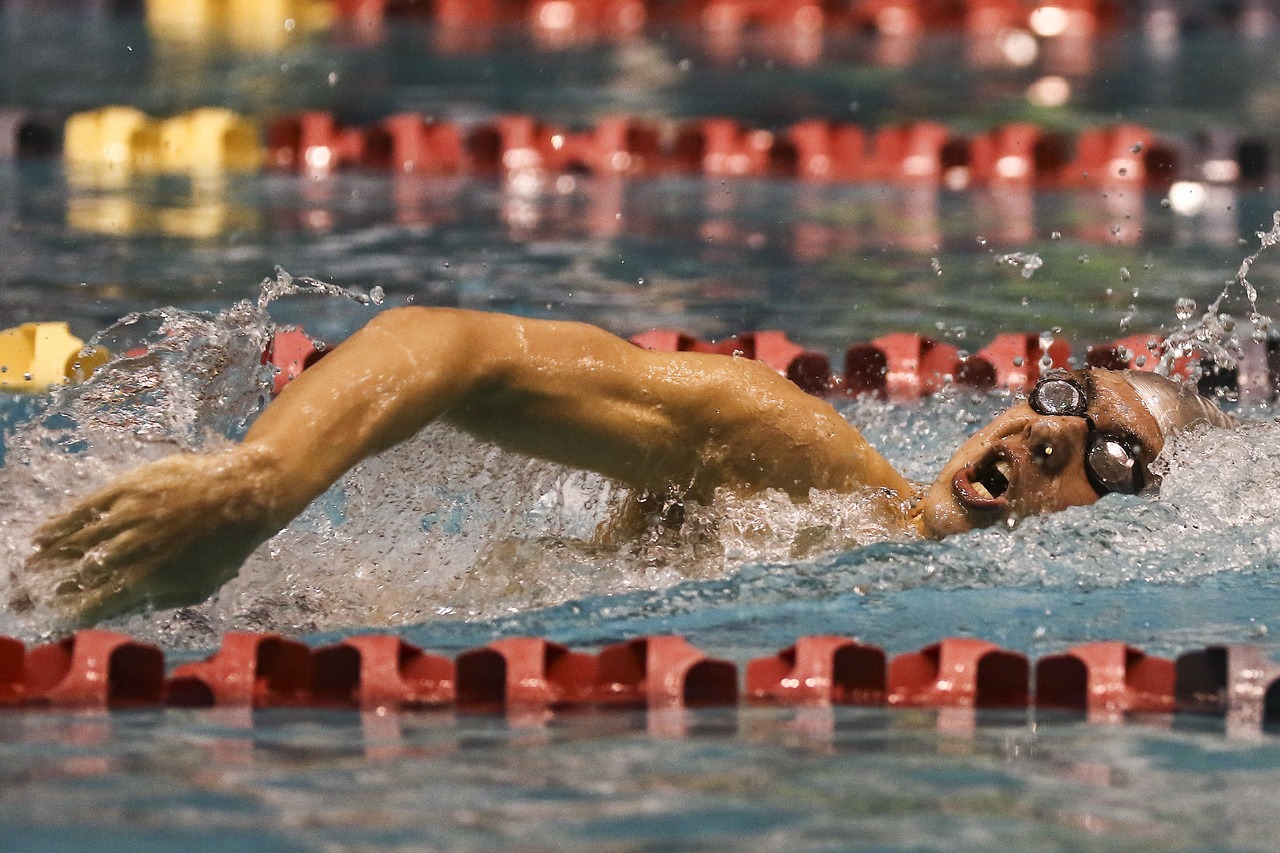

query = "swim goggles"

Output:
[[1028, 371, 1146, 496]]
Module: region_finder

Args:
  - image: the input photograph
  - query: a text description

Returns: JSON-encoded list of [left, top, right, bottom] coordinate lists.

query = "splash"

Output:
[[0, 280, 910, 644], [257, 266, 385, 310], [1159, 211, 1279, 377], [0, 271, 384, 638], [4, 267, 1280, 646], [995, 251, 1043, 279]]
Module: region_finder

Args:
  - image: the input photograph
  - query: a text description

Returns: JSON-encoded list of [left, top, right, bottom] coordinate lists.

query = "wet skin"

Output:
[[21, 308, 1172, 623], [917, 369, 1166, 538]]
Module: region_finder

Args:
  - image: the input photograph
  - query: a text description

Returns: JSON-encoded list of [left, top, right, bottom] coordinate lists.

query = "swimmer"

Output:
[[23, 307, 1234, 623]]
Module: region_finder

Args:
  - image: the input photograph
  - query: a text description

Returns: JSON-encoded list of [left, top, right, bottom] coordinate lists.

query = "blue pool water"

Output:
[[6, 8, 1280, 851]]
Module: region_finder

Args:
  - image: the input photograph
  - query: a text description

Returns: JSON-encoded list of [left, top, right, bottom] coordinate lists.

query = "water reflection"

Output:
[[59, 167, 1253, 257]]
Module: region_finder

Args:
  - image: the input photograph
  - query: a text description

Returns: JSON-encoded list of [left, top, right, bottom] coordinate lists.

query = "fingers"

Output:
[[31, 499, 111, 551], [30, 458, 186, 550], [30, 511, 137, 568]]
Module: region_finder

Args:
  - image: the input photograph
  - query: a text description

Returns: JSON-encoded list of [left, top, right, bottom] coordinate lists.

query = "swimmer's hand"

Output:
[[23, 447, 286, 625]]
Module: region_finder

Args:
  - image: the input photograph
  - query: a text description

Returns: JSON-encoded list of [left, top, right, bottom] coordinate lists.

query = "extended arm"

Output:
[[247, 307, 913, 511], [27, 307, 912, 621]]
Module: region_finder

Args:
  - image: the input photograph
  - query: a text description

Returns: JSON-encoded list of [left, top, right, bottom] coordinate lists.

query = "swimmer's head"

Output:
[[917, 367, 1234, 539]]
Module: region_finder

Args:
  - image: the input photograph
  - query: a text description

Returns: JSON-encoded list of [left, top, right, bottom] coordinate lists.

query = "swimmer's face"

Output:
[[918, 369, 1166, 538]]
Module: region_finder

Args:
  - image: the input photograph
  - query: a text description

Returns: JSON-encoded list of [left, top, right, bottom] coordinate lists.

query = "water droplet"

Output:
[[1130, 142, 1144, 153], [995, 251, 1042, 278], [976, 236, 988, 246], [1160, 198, 1171, 208], [930, 257, 943, 276], [1119, 267, 1131, 282], [1050, 230, 1061, 240], [1077, 255, 1090, 263], [22, 373, 32, 381], [369, 286, 385, 305], [1175, 297, 1197, 321]]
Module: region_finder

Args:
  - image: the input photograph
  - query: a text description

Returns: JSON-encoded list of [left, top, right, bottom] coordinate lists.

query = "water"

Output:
[[6, 8, 1280, 851]]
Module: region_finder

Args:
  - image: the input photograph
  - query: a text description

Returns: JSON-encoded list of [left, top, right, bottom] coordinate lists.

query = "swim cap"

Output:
[[1123, 371, 1236, 437]]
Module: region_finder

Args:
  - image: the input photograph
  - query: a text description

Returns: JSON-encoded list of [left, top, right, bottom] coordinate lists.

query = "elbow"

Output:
[[361, 305, 449, 338], [355, 306, 503, 387]]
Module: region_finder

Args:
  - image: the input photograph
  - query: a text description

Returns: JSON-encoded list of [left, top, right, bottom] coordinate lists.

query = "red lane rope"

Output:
[[331, 0, 1240, 39], [1, 629, 1273, 731], [264, 113, 1240, 191], [3, 106, 1274, 192], [89, 325, 1267, 401]]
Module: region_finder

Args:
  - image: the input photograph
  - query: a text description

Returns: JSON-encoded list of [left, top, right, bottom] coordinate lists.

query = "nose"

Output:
[[1024, 417, 1087, 477]]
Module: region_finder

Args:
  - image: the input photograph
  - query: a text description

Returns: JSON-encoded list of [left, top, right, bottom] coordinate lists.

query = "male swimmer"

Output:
[[23, 307, 1234, 623]]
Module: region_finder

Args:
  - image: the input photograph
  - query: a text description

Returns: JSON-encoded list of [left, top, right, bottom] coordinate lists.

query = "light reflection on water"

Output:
[[1, 705, 1279, 852], [5, 163, 1280, 351]]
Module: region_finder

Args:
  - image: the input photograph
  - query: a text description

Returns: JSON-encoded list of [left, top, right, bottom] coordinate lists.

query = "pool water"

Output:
[[5, 7, 1280, 851]]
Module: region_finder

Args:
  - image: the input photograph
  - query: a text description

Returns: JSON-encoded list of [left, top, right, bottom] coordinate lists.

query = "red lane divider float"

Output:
[[259, 113, 1229, 192], [453, 635, 736, 711], [167, 631, 313, 708], [24, 629, 165, 709], [1036, 642, 1175, 720], [327, 0, 1250, 40], [888, 637, 1029, 709], [265, 327, 326, 396], [312, 634, 455, 708], [3, 630, 1280, 735], [16, 104, 1277, 192], [745, 635, 886, 705], [628, 327, 1268, 401], [9, 319, 1264, 403]]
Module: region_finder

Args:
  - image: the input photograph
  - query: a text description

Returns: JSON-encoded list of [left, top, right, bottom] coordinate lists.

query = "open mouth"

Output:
[[952, 449, 1014, 511]]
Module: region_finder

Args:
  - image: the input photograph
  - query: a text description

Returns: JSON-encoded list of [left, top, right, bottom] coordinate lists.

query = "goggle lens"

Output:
[[1030, 372, 1145, 496], [1086, 437, 1140, 494], [1030, 376, 1087, 417]]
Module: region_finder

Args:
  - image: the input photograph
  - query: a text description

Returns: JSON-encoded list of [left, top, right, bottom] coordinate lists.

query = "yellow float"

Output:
[[0, 322, 110, 393]]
